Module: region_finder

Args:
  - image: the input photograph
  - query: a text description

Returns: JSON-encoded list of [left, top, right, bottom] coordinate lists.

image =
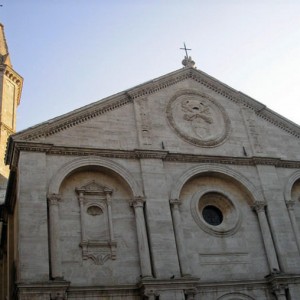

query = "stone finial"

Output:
[[182, 56, 195, 68]]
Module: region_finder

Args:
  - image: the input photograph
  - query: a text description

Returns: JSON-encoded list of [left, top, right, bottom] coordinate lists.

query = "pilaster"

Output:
[[139, 158, 181, 278], [130, 196, 152, 278], [252, 201, 280, 273], [47, 194, 63, 279], [170, 198, 191, 277], [255, 164, 300, 273], [285, 200, 300, 254], [18, 152, 49, 281]]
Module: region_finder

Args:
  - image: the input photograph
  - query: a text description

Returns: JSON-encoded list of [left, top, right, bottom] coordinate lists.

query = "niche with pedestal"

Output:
[[57, 166, 140, 286], [76, 180, 116, 265]]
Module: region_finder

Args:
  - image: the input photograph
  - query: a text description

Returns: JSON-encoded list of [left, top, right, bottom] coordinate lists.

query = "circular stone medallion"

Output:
[[166, 90, 230, 147]]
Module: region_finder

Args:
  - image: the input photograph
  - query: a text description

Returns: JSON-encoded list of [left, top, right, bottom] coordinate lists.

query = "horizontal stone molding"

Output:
[[48, 156, 143, 198], [15, 274, 300, 298], [7, 141, 300, 169]]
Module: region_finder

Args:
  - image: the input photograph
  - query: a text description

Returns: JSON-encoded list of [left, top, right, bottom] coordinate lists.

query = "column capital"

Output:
[[286, 200, 295, 210], [185, 288, 197, 300], [104, 187, 113, 196], [130, 196, 145, 208], [271, 281, 288, 296], [47, 193, 61, 206], [170, 198, 182, 207], [252, 200, 266, 213], [50, 292, 66, 300], [144, 289, 159, 299]]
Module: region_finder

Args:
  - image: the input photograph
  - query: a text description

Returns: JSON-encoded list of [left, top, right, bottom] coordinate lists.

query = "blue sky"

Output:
[[1, 0, 300, 130]]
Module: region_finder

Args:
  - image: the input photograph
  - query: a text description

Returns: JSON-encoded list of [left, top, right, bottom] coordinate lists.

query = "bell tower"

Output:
[[0, 23, 23, 182]]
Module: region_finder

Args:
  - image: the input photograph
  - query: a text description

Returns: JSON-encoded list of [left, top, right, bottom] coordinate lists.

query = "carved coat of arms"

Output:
[[166, 90, 230, 147]]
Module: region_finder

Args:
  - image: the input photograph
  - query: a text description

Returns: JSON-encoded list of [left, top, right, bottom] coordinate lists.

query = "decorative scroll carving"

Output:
[[75, 180, 116, 265], [166, 90, 230, 147], [48, 193, 61, 206], [130, 196, 145, 208], [80, 240, 117, 265]]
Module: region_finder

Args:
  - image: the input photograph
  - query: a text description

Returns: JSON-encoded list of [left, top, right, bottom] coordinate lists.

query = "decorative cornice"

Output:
[[8, 141, 300, 169], [127, 69, 192, 99], [15, 274, 300, 297], [17, 96, 132, 141], [1, 64, 23, 105], [135, 149, 168, 159], [0, 122, 14, 135], [166, 89, 231, 147], [189, 70, 300, 138], [7, 66, 300, 147]]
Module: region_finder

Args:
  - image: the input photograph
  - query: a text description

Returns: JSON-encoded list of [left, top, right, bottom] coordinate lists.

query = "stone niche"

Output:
[[179, 174, 269, 281], [75, 180, 117, 265], [58, 168, 140, 285]]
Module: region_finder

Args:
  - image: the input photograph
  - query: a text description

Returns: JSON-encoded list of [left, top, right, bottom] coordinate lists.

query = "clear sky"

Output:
[[1, 0, 300, 131]]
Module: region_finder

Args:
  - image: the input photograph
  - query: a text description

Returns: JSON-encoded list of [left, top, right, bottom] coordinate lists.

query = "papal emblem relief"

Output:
[[166, 90, 230, 147]]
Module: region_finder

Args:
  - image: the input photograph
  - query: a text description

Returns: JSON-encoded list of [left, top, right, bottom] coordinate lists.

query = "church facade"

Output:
[[1, 26, 300, 300]]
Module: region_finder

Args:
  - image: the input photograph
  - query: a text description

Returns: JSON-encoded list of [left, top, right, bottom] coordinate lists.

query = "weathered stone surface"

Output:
[[2, 58, 300, 299]]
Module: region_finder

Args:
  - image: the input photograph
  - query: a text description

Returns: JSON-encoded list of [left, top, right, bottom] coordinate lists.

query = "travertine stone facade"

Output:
[[0, 23, 23, 300], [1, 51, 300, 299]]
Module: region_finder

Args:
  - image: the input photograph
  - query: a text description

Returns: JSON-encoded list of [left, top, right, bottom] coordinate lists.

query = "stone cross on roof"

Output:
[[180, 42, 195, 68]]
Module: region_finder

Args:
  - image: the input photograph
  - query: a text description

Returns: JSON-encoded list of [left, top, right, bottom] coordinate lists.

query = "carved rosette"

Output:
[[166, 90, 230, 147]]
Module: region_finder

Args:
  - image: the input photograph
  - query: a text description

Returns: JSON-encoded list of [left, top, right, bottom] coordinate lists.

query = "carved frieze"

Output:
[[166, 90, 230, 147]]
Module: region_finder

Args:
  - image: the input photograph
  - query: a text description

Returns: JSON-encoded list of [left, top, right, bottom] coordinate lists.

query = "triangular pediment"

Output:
[[76, 180, 112, 195], [10, 66, 300, 144]]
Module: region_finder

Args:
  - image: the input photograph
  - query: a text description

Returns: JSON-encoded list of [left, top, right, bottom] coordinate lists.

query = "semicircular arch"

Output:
[[284, 170, 300, 201], [217, 292, 255, 300], [170, 164, 264, 205], [48, 156, 143, 198]]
